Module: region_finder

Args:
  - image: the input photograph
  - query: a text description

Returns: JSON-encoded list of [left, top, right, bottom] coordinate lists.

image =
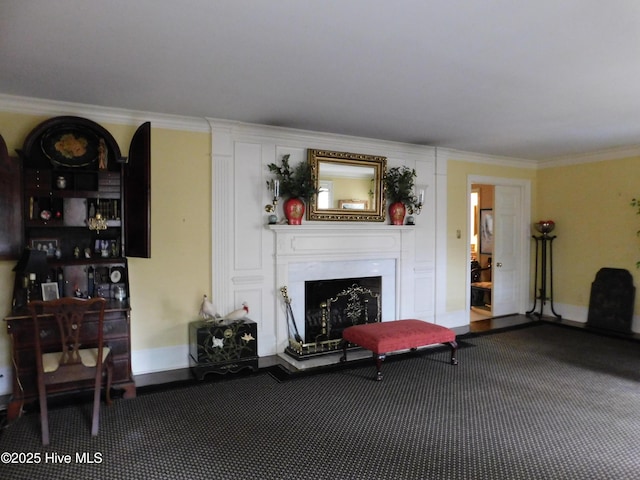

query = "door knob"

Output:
[[496, 262, 503, 267]]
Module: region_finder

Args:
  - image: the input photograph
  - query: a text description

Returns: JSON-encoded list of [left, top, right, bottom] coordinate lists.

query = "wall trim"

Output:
[[437, 147, 539, 170], [526, 302, 640, 334], [2, 93, 639, 169], [131, 344, 190, 376], [206, 118, 434, 158], [436, 309, 470, 329], [0, 93, 210, 132], [538, 144, 640, 169]]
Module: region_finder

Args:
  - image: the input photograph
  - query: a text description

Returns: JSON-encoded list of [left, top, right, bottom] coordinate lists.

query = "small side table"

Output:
[[189, 318, 258, 379], [527, 234, 561, 319]]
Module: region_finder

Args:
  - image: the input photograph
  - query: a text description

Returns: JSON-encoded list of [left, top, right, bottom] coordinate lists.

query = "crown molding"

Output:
[[436, 147, 539, 170], [6, 94, 636, 167], [538, 144, 640, 169], [206, 117, 436, 159], [0, 93, 210, 133]]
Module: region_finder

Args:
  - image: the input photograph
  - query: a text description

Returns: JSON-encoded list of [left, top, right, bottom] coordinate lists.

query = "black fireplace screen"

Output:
[[285, 276, 381, 359]]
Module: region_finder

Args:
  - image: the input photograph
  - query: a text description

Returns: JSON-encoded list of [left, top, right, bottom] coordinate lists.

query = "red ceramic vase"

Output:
[[389, 202, 406, 225], [284, 197, 305, 225]]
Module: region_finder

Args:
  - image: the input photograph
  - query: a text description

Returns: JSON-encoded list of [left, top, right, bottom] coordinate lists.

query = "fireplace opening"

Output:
[[284, 276, 382, 359], [305, 276, 382, 342]]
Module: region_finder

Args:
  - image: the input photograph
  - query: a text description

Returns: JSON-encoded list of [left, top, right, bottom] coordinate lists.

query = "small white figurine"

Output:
[[199, 294, 219, 320], [222, 302, 249, 321]]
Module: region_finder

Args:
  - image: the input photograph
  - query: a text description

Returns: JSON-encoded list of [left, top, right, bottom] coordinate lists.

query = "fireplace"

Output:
[[270, 224, 416, 361], [305, 276, 382, 339]]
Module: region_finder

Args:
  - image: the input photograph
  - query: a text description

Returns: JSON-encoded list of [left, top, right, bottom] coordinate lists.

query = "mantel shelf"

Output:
[[267, 223, 417, 232]]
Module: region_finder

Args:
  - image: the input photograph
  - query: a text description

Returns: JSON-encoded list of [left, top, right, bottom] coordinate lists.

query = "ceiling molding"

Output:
[[538, 145, 640, 169], [206, 117, 436, 159], [436, 148, 539, 170], [0, 93, 210, 133], [3, 94, 636, 170]]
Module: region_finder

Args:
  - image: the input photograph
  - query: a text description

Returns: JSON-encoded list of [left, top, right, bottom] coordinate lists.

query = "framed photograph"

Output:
[[41, 282, 60, 301], [30, 238, 59, 257], [480, 209, 494, 255]]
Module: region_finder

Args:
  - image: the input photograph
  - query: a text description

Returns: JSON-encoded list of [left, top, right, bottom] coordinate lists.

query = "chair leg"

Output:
[[105, 360, 113, 406], [37, 376, 50, 446], [91, 370, 101, 436]]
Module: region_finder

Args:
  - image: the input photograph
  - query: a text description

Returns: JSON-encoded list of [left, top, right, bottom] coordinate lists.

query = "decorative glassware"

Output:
[[534, 220, 555, 235]]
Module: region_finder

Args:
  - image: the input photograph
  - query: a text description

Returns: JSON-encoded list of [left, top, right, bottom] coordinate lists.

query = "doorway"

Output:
[[470, 184, 494, 320], [467, 176, 531, 324]]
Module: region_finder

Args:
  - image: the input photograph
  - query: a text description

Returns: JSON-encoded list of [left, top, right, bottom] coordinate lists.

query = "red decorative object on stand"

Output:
[[389, 202, 406, 225], [284, 197, 305, 225]]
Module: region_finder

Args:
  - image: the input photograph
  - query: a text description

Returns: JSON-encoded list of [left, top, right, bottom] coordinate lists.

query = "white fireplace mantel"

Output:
[[269, 223, 415, 260]]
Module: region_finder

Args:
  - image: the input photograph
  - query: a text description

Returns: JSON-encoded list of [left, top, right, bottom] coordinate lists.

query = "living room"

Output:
[[2, 1, 640, 399], [0, 5, 640, 476]]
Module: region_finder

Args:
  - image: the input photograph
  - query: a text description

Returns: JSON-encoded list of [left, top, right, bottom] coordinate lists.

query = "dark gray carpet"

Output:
[[1, 323, 639, 480]]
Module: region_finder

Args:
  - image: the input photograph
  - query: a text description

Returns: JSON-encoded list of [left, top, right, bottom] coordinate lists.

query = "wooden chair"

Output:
[[28, 297, 112, 445]]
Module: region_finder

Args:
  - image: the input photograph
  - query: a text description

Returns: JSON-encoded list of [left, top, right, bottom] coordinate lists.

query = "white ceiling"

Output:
[[2, 1, 640, 161]]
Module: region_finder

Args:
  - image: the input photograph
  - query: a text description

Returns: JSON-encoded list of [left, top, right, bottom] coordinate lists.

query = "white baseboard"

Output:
[[131, 344, 190, 376], [551, 302, 640, 333], [543, 302, 587, 323], [435, 310, 470, 329]]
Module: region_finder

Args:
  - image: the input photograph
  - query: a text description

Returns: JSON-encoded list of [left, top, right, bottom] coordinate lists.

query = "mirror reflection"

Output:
[[307, 150, 386, 222], [317, 162, 375, 210]]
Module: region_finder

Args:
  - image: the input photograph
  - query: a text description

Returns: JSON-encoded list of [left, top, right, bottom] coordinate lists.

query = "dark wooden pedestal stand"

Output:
[[527, 233, 562, 319]]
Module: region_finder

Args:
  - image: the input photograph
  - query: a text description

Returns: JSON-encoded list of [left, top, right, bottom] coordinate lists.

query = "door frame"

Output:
[[467, 175, 532, 317]]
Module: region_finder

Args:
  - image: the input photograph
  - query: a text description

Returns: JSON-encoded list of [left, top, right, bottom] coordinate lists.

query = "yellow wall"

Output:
[[331, 177, 371, 209], [537, 157, 640, 313], [446, 160, 538, 312], [0, 111, 212, 373]]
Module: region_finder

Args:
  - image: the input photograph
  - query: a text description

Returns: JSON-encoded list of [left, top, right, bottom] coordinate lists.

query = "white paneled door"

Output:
[[491, 185, 522, 316]]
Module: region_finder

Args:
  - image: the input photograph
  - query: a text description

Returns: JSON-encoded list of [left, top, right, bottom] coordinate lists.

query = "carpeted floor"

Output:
[[1, 322, 639, 480]]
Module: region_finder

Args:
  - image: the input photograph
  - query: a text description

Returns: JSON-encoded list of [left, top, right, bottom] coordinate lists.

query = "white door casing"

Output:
[[467, 176, 531, 319]]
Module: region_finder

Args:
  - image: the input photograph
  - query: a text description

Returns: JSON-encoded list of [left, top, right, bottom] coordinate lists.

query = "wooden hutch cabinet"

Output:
[[1, 116, 150, 421]]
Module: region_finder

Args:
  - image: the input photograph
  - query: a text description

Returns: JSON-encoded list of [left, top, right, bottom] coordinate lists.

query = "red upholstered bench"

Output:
[[341, 319, 458, 381]]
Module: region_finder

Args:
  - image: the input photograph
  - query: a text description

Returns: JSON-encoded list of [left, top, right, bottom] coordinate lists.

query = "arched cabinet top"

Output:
[[20, 116, 122, 170]]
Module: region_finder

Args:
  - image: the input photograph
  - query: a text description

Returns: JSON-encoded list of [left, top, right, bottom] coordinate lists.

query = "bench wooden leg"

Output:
[[374, 353, 386, 381], [340, 340, 348, 363], [449, 341, 459, 365]]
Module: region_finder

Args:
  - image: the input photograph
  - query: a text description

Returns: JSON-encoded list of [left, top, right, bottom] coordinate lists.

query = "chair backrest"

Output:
[[28, 297, 107, 375], [471, 260, 481, 282]]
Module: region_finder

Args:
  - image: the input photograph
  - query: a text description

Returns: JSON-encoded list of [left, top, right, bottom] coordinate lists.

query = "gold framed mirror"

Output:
[[307, 149, 386, 222]]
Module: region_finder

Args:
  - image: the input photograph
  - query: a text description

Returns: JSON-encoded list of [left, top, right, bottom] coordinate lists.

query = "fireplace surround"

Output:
[[270, 224, 416, 363]]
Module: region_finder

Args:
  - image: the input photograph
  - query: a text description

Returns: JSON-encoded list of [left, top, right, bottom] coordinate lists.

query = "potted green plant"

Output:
[[384, 166, 417, 225], [266, 154, 318, 224]]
